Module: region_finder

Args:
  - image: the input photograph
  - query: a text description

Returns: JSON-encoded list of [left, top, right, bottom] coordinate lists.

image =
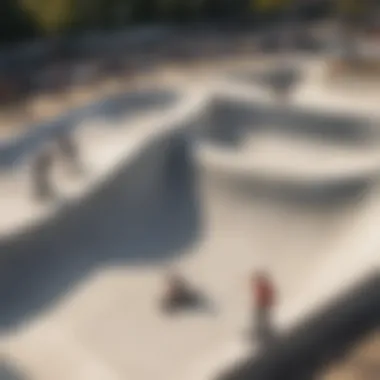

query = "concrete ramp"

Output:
[[0, 86, 178, 170], [216, 273, 380, 380], [0, 86, 379, 380]]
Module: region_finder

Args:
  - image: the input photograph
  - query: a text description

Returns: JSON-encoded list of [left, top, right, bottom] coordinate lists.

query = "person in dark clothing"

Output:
[[57, 132, 82, 175], [33, 149, 54, 201], [250, 271, 276, 346], [270, 65, 299, 102]]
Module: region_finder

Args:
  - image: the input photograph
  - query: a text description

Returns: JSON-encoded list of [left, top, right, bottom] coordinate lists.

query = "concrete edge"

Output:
[[0, 87, 210, 245], [183, 183, 380, 380]]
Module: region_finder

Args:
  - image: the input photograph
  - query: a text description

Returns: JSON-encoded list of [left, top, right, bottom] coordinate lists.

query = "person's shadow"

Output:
[[159, 281, 219, 317], [244, 316, 279, 350], [0, 134, 203, 330], [0, 361, 28, 380]]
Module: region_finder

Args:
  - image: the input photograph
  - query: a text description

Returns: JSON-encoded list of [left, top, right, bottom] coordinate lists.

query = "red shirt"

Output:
[[252, 277, 275, 309]]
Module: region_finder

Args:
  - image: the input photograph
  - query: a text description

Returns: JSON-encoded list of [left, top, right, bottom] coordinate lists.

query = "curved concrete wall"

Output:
[[0, 83, 208, 238], [195, 150, 373, 206], [192, 94, 380, 202], [0, 130, 164, 252], [203, 96, 375, 145], [0, 84, 208, 292], [0, 102, 202, 249], [0, 127, 204, 330], [0, 87, 178, 170], [1, 84, 377, 272]]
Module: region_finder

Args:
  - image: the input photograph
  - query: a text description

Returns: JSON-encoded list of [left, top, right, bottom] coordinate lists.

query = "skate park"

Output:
[[0, 55, 379, 380], [0, 83, 185, 238]]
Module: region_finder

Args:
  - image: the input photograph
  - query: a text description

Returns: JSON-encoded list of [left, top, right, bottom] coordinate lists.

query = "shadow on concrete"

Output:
[[205, 97, 376, 146], [216, 271, 380, 380], [230, 66, 303, 94], [0, 361, 28, 380], [0, 88, 177, 170], [196, 95, 379, 206], [0, 133, 203, 330], [206, 171, 375, 207], [92, 88, 177, 123]]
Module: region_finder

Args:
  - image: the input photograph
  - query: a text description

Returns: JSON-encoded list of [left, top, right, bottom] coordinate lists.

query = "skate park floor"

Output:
[[0, 58, 379, 380]]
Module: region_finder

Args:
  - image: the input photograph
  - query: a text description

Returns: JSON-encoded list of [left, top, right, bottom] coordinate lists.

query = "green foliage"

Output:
[[0, 0, 38, 43], [2, 0, 333, 43], [21, 0, 76, 34], [252, 0, 290, 13], [336, 0, 362, 14]]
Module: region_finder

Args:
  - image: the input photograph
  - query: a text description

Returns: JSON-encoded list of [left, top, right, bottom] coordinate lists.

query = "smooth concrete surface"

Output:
[[1, 127, 379, 380], [0, 60, 379, 380], [0, 85, 206, 239], [1, 129, 376, 380]]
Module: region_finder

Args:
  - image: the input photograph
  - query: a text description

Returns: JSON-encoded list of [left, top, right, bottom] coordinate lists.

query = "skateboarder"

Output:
[[57, 132, 82, 175], [33, 148, 54, 201], [250, 271, 276, 345], [271, 65, 298, 102]]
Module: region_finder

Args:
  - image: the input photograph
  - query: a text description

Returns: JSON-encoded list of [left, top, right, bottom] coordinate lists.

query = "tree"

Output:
[[252, 0, 290, 13], [0, 0, 37, 43], [21, 0, 76, 35]]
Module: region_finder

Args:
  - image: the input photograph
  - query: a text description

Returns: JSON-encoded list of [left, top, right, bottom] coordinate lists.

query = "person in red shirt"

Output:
[[250, 271, 276, 345]]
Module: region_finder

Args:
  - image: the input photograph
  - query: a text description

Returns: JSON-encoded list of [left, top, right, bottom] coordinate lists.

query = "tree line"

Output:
[[1, 0, 335, 45]]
